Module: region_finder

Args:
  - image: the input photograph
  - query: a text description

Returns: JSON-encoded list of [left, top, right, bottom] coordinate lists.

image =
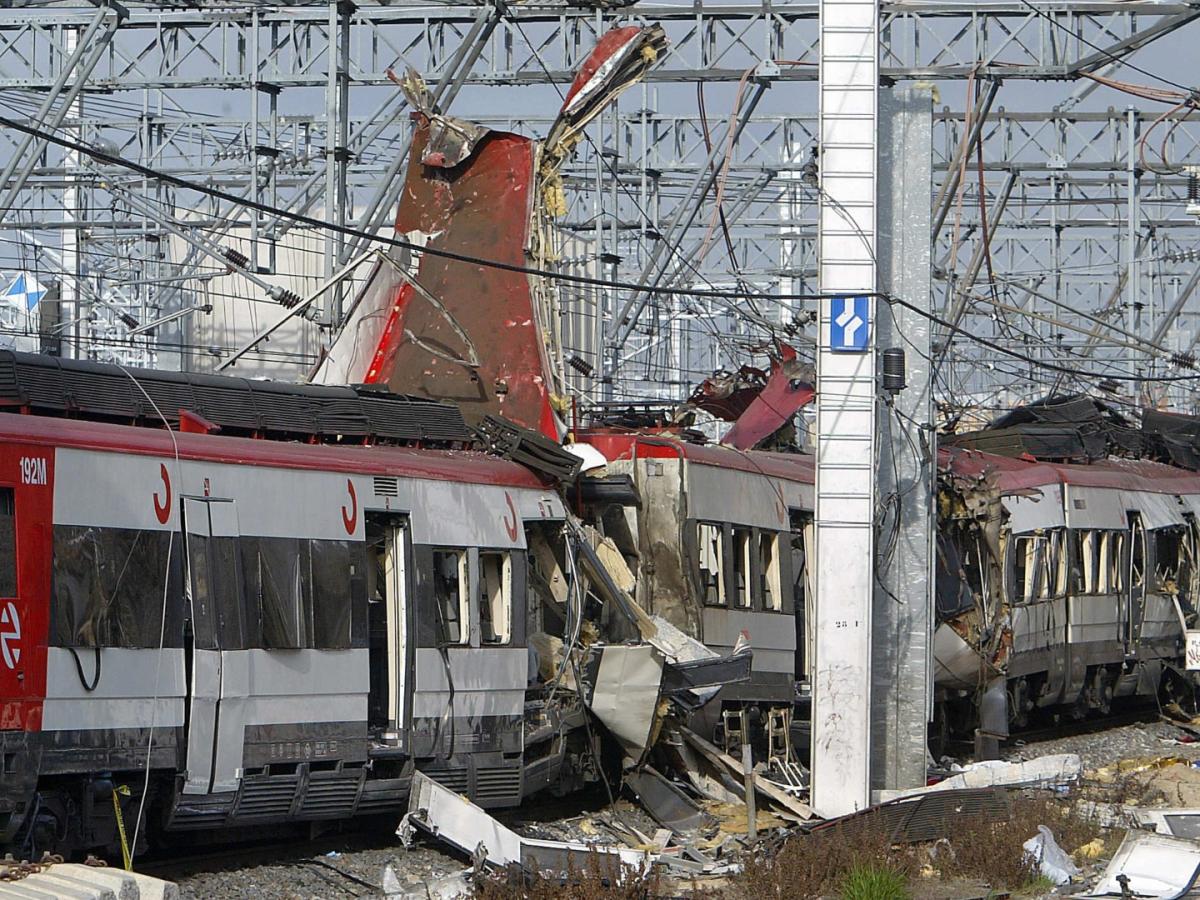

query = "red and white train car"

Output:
[[0, 410, 565, 856], [937, 448, 1200, 734]]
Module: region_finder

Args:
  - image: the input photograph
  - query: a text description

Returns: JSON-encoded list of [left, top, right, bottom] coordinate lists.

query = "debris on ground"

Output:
[[1086, 830, 1200, 899]]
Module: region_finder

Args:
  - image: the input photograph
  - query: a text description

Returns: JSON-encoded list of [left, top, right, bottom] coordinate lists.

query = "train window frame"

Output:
[[759, 531, 783, 612], [478, 550, 512, 645], [732, 526, 753, 609], [0, 487, 15, 598], [697, 522, 726, 606], [432, 549, 469, 646]]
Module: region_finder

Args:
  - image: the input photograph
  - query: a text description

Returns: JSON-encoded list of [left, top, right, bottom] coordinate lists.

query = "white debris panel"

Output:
[[405, 771, 653, 873]]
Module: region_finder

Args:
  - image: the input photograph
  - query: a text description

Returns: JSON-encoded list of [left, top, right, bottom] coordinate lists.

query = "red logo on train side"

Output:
[[503, 492, 519, 542], [342, 479, 358, 535], [153, 464, 171, 525]]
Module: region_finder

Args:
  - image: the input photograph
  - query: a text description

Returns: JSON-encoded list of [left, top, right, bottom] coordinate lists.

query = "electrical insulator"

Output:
[[266, 285, 302, 309], [1187, 166, 1200, 219], [222, 247, 250, 271], [881, 347, 906, 395]]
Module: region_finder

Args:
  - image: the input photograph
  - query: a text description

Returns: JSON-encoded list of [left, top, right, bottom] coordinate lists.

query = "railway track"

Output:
[[1003, 703, 1164, 748], [134, 828, 394, 895]]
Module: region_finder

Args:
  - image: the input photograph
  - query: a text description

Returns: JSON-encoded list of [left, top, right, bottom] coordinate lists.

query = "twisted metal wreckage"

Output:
[[304, 24, 820, 874]]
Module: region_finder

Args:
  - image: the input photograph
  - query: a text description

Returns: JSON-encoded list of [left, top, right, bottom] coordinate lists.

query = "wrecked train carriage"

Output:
[[935, 447, 1200, 735], [578, 431, 814, 722], [0, 352, 603, 858]]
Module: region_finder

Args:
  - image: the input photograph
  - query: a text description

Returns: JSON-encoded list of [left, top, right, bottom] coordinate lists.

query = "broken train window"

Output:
[[51, 525, 180, 648], [732, 526, 752, 608], [432, 550, 468, 645], [697, 522, 725, 605], [758, 531, 782, 611], [479, 551, 512, 645], [1153, 527, 1190, 593], [1008, 533, 1050, 604]]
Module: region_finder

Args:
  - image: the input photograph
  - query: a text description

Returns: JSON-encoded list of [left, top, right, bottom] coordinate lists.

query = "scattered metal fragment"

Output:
[[809, 788, 1010, 845], [678, 726, 814, 821], [406, 771, 652, 875], [879, 753, 1082, 801], [624, 766, 714, 834], [1078, 830, 1200, 900]]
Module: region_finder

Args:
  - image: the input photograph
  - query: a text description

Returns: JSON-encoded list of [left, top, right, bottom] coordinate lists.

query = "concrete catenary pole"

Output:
[[811, 0, 879, 816]]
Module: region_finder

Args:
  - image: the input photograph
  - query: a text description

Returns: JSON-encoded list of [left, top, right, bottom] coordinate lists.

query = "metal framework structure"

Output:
[[0, 1, 1197, 413]]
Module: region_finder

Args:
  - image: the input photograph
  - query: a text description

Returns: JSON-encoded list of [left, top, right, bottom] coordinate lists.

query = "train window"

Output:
[[1097, 532, 1120, 594], [1110, 533, 1126, 592], [1051, 531, 1069, 596], [0, 488, 14, 597], [51, 525, 179, 648], [479, 552, 512, 645], [790, 530, 807, 611], [698, 523, 725, 605], [1155, 529, 1184, 591], [1132, 525, 1146, 587], [1077, 531, 1099, 594], [432, 550, 468, 645], [732, 527, 752, 608], [759, 532, 782, 611], [311, 540, 361, 650], [1009, 535, 1044, 603], [243, 536, 312, 650]]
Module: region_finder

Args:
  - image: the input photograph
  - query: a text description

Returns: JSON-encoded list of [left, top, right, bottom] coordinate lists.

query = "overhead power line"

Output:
[[0, 111, 824, 306]]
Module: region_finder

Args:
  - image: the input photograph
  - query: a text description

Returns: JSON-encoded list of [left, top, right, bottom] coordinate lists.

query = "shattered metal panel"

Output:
[[721, 347, 814, 451], [361, 120, 560, 437]]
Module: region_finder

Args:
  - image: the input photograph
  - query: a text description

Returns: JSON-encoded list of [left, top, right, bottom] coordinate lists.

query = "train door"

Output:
[[1127, 513, 1148, 649], [181, 497, 243, 795], [368, 516, 410, 746]]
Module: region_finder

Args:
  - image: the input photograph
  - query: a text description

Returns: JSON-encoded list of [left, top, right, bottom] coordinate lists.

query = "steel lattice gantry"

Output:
[[0, 1, 1197, 405]]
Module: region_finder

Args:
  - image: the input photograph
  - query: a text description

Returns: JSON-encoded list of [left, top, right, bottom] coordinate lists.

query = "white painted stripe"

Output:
[[45, 647, 186, 700], [55, 447, 562, 548], [41, 697, 184, 731]]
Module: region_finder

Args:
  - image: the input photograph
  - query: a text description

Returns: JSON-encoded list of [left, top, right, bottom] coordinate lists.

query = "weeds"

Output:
[[736, 817, 916, 900], [733, 791, 1105, 899], [923, 793, 1099, 889], [840, 863, 911, 900]]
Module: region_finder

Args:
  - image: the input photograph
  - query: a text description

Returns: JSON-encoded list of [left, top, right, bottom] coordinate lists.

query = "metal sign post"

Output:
[[811, 0, 879, 818]]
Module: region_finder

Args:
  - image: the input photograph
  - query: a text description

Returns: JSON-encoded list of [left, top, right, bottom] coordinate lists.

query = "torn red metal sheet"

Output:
[[721, 346, 815, 450], [370, 123, 559, 435], [685, 365, 769, 422], [314, 27, 667, 440], [561, 26, 665, 117]]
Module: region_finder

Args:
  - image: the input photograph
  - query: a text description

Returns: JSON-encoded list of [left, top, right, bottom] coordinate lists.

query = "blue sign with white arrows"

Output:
[[829, 295, 869, 352]]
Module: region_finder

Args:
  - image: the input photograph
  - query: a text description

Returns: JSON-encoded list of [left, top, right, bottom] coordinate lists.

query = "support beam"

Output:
[[0, 5, 121, 221], [873, 86, 934, 795], [812, 0, 878, 818]]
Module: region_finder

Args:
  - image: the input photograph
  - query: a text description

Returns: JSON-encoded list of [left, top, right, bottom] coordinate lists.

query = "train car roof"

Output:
[[580, 431, 815, 484], [941, 446, 1200, 495], [0, 412, 549, 489]]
